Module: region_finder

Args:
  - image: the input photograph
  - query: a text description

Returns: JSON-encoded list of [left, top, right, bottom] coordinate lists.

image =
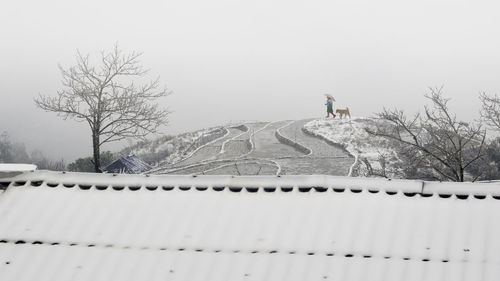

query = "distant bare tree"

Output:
[[478, 93, 500, 180], [480, 92, 500, 131], [367, 87, 486, 182], [35, 45, 170, 172], [0, 131, 31, 164], [31, 150, 66, 171], [0, 132, 12, 163]]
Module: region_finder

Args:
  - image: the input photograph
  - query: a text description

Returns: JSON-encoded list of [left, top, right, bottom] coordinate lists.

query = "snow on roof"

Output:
[[0, 171, 500, 280], [0, 164, 36, 173]]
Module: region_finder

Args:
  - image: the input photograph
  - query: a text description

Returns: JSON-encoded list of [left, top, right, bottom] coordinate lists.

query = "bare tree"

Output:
[[478, 93, 500, 180], [35, 45, 170, 172], [367, 87, 486, 182], [0, 131, 31, 164], [30, 150, 66, 171], [480, 92, 500, 131]]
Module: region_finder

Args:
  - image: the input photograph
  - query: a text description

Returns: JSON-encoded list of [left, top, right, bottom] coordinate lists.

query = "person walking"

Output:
[[325, 96, 336, 118]]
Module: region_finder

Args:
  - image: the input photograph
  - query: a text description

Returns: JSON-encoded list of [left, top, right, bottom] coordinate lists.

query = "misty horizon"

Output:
[[2, 0, 500, 162]]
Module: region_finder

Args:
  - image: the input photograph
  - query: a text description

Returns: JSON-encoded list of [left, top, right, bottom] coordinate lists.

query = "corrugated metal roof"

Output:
[[0, 171, 499, 280]]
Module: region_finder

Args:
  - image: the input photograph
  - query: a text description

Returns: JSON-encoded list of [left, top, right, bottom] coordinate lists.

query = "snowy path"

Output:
[[169, 127, 246, 168], [202, 160, 278, 175], [234, 122, 267, 141], [280, 119, 346, 157], [152, 119, 354, 176], [276, 119, 354, 175], [248, 121, 304, 159]]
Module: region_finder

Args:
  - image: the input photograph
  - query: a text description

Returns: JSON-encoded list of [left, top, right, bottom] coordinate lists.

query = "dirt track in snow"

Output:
[[151, 119, 354, 176]]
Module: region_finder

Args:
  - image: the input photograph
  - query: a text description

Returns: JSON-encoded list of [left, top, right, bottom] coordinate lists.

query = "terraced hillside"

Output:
[[148, 119, 354, 176]]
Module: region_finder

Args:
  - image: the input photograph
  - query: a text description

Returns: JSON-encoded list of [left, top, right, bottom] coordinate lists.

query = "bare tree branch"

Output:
[[480, 92, 500, 130], [366, 88, 486, 182]]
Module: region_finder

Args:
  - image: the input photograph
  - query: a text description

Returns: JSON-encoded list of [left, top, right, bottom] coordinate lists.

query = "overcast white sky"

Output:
[[1, 0, 500, 162]]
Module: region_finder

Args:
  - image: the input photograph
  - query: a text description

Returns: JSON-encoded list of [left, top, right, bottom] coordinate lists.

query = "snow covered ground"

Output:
[[119, 127, 227, 166], [304, 117, 404, 178], [118, 117, 406, 178], [141, 120, 353, 176]]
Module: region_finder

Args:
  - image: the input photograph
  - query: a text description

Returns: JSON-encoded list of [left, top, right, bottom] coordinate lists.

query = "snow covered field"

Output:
[[304, 117, 404, 178], [120, 127, 227, 166]]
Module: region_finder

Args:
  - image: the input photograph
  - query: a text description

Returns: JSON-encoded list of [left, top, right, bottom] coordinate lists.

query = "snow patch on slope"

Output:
[[304, 117, 404, 178]]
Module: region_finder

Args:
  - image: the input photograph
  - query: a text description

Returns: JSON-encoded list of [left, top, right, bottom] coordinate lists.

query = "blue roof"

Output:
[[105, 155, 151, 174]]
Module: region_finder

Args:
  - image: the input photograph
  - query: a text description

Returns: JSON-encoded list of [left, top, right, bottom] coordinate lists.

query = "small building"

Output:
[[104, 155, 151, 174]]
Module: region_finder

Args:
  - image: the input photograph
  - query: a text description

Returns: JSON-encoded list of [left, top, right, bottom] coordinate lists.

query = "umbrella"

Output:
[[324, 93, 335, 102]]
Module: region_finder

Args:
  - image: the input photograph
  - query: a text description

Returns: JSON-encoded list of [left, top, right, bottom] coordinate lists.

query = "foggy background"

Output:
[[1, 0, 499, 162]]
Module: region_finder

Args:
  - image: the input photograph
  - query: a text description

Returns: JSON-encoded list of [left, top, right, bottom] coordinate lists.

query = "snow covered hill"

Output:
[[303, 117, 404, 178], [119, 118, 405, 178]]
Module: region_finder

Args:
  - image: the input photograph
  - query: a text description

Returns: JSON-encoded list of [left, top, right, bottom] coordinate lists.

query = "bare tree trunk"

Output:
[[92, 132, 101, 173]]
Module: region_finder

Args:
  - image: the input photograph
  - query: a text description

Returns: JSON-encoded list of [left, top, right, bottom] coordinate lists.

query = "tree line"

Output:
[[0, 131, 65, 171], [0, 132, 115, 173]]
